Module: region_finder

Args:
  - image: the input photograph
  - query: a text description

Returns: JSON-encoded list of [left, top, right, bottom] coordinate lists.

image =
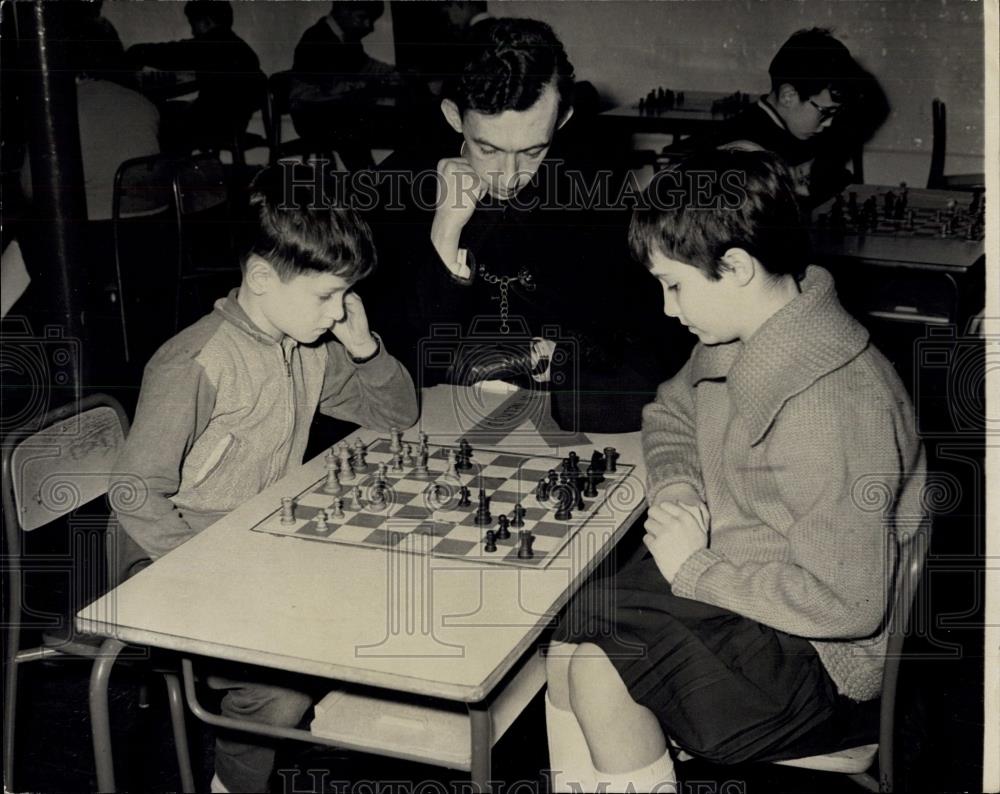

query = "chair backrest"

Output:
[[173, 153, 229, 218], [267, 71, 295, 151], [874, 517, 931, 788], [112, 154, 180, 363], [927, 98, 946, 189], [112, 154, 175, 221], [2, 394, 129, 539]]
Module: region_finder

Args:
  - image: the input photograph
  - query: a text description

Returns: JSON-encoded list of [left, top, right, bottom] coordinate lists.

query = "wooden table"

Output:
[[78, 384, 647, 791], [809, 185, 986, 328]]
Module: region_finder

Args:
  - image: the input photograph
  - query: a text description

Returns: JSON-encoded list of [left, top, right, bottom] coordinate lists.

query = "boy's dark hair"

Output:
[[769, 28, 861, 103], [629, 149, 809, 281], [241, 166, 376, 284], [184, 0, 233, 30], [447, 18, 575, 118]]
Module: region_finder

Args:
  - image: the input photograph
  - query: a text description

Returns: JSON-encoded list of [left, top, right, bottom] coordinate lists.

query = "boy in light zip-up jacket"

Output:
[[111, 166, 418, 793]]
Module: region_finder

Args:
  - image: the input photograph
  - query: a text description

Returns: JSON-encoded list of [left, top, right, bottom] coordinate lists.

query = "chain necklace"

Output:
[[478, 264, 536, 334]]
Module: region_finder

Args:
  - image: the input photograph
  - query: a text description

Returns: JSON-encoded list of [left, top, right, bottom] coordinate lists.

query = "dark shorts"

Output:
[[554, 552, 876, 764]]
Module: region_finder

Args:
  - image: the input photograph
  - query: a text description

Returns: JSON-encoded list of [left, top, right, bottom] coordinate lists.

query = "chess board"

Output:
[[251, 438, 638, 569], [814, 187, 985, 241]]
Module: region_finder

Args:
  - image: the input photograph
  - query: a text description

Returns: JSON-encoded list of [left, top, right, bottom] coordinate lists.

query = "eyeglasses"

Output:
[[808, 99, 843, 121]]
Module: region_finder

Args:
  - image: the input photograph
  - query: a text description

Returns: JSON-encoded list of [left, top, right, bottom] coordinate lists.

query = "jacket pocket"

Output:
[[192, 433, 240, 488]]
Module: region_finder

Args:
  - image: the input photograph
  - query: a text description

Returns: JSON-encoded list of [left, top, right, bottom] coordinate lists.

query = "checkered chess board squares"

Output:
[[251, 438, 635, 568]]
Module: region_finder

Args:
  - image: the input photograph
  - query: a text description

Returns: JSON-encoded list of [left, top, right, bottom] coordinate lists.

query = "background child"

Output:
[[111, 165, 418, 793], [544, 149, 925, 792]]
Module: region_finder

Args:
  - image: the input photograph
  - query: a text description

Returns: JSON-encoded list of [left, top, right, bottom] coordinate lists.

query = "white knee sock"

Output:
[[210, 772, 231, 793], [545, 691, 597, 793], [593, 750, 677, 793]]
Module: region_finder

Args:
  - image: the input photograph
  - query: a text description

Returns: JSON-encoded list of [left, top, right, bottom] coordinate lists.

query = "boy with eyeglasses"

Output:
[[699, 28, 886, 205]]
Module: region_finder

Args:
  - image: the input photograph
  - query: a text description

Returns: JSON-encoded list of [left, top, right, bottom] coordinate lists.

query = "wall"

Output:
[[492, 0, 985, 184], [103, 0, 397, 74], [103, 0, 985, 184]]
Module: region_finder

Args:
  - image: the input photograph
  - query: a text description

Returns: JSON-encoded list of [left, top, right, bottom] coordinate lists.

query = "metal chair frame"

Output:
[[1, 393, 194, 793], [770, 519, 932, 792]]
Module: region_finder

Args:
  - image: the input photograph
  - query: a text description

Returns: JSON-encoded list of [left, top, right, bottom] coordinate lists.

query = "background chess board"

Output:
[[251, 438, 637, 568], [814, 186, 985, 241]]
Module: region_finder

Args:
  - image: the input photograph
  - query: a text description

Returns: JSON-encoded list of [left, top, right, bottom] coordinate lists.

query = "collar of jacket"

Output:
[[213, 288, 294, 349], [687, 265, 869, 445]]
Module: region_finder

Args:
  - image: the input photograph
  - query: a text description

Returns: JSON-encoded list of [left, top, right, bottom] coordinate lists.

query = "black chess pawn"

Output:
[[484, 530, 497, 553], [496, 515, 511, 540], [567, 451, 580, 472], [547, 469, 558, 487], [536, 478, 550, 501], [516, 530, 534, 559], [583, 467, 598, 498], [458, 485, 471, 508], [510, 504, 526, 528]]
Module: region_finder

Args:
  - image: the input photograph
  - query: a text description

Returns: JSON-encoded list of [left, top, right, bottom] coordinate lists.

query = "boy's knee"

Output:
[[545, 641, 576, 709], [222, 684, 313, 729], [568, 643, 628, 720]]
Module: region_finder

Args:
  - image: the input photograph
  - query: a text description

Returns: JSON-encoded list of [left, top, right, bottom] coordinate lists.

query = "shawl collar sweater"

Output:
[[642, 266, 926, 700]]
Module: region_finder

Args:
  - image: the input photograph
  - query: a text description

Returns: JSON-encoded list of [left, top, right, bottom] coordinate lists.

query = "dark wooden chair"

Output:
[[927, 99, 984, 191]]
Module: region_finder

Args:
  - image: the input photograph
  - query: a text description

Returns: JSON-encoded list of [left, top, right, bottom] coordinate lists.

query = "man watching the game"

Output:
[[365, 17, 687, 433]]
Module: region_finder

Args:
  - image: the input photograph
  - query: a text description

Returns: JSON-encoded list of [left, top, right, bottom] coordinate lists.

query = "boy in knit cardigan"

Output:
[[111, 166, 418, 793], [544, 149, 925, 792]]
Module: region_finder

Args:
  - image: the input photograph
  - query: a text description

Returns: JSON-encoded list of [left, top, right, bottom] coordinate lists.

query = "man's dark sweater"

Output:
[[362, 124, 692, 432]]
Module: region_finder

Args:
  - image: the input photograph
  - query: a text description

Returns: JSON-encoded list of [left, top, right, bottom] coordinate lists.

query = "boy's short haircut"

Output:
[[629, 149, 810, 281], [447, 17, 575, 119], [184, 0, 233, 29], [241, 165, 376, 284], [769, 28, 861, 104]]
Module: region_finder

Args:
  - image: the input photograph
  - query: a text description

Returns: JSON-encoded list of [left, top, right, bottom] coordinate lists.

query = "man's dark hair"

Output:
[[769, 27, 861, 103], [448, 17, 575, 118], [629, 149, 809, 281], [330, 1, 385, 22], [184, 0, 234, 30], [242, 165, 376, 284]]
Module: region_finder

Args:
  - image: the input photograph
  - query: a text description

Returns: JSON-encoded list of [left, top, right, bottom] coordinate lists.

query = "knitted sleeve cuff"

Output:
[[671, 547, 723, 599]]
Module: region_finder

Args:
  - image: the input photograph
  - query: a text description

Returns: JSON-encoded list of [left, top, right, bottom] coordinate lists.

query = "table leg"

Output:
[[469, 702, 493, 792], [89, 638, 125, 793]]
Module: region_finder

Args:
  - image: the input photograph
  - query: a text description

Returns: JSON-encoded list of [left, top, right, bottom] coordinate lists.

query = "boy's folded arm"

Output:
[[110, 357, 218, 561], [319, 337, 419, 430], [671, 395, 915, 640], [642, 359, 705, 505]]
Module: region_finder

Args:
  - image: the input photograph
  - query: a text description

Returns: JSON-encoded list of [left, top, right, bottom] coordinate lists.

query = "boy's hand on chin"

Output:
[[333, 293, 377, 359], [643, 500, 709, 583]]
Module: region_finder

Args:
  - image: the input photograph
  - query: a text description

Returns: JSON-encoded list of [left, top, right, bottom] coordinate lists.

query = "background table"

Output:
[[79, 384, 648, 790], [809, 185, 986, 329], [598, 90, 748, 137]]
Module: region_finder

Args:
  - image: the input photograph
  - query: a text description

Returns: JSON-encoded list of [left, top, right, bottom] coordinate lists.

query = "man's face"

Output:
[[448, 83, 564, 200], [335, 8, 379, 41], [258, 269, 352, 345], [780, 86, 842, 140]]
